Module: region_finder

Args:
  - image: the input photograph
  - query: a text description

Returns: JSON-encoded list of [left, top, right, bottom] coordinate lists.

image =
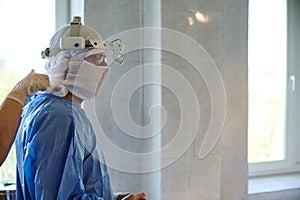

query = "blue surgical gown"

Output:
[[15, 93, 114, 200]]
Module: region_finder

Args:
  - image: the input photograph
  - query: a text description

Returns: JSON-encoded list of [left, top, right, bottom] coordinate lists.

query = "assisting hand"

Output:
[[7, 70, 50, 105], [122, 192, 146, 200]]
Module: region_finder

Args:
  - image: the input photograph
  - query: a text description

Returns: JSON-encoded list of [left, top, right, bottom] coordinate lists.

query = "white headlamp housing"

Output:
[[60, 37, 85, 50]]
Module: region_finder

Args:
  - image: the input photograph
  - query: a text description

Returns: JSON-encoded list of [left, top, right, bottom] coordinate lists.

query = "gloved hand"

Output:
[[7, 69, 50, 105]]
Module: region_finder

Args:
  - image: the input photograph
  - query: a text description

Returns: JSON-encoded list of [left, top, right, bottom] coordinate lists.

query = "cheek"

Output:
[[84, 58, 96, 65]]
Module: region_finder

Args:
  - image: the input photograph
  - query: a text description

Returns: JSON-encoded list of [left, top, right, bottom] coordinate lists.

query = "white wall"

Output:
[[84, 0, 248, 199], [160, 0, 248, 199], [83, 1, 162, 200]]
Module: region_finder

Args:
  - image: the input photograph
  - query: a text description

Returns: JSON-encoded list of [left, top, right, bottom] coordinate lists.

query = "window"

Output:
[[0, 0, 55, 179], [248, 0, 300, 176]]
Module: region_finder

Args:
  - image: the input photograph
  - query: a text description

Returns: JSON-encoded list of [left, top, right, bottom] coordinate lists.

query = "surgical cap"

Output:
[[44, 23, 107, 97]]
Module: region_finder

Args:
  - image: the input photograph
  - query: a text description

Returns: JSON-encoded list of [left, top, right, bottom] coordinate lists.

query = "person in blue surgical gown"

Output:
[[15, 16, 146, 200]]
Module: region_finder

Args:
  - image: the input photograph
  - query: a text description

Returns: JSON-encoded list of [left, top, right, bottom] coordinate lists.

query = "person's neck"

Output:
[[64, 92, 83, 104]]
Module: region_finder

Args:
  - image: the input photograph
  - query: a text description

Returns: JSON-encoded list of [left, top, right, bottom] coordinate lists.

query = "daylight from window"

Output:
[[0, 0, 55, 178], [248, 0, 287, 163]]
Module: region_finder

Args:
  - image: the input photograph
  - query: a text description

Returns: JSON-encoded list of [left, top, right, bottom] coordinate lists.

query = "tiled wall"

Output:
[[160, 0, 248, 199], [84, 0, 248, 199]]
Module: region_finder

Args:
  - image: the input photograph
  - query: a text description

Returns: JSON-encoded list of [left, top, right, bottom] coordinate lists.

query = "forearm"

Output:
[[0, 98, 22, 165]]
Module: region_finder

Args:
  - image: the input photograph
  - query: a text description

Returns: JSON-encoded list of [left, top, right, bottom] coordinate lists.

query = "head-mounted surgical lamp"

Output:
[[41, 16, 125, 64]]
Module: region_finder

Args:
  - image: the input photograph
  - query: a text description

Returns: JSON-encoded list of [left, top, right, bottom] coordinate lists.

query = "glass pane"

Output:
[[0, 0, 55, 179], [248, 0, 287, 163]]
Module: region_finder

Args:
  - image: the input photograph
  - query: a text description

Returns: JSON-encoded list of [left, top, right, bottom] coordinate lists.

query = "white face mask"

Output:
[[63, 59, 109, 100]]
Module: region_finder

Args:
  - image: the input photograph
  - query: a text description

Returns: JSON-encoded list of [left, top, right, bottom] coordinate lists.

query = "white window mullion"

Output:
[[287, 0, 300, 166]]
